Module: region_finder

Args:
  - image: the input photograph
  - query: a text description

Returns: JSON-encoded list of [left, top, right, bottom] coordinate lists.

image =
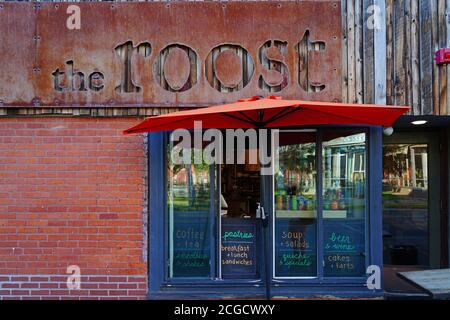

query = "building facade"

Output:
[[0, 0, 449, 299]]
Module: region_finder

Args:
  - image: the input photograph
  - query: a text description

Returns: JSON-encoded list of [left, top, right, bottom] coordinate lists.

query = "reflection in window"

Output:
[[382, 144, 428, 266], [274, 131, 317, 277], [322, 131, 366, 277], [167, 144, 212, 278]]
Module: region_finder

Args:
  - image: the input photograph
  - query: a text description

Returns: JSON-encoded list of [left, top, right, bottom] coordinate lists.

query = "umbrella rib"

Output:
[[263, 106, 301, 126], [262, 106, 292, 125], [237, 111, 258, 124], [221, 112, 257, 127], [257, 110, 265, 123]]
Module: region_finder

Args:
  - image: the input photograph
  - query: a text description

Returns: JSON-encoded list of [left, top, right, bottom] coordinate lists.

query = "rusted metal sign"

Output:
[[0, 3, 36, 106], [0, 2, 341, 107]]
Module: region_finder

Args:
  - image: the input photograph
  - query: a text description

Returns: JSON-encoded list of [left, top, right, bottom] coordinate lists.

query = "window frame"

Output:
[[272, 128, 371, 282], [148, 126, 384, 299]]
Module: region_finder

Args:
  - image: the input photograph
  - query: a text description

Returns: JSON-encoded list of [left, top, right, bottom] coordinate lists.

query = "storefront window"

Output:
[[322, 131, 367, 277], [167, 143, 213, 278], [161, 129, 371, 284], [274, 130, 317, 277]]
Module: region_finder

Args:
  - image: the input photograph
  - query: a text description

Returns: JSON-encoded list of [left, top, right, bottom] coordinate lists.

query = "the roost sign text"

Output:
[[0, 2, 342, 107]]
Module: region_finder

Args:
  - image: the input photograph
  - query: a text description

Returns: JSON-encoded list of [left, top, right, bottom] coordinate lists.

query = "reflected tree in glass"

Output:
[[274, 132, 317, 278], [167, 145, 213, 278], [322, 132, 366, 277]]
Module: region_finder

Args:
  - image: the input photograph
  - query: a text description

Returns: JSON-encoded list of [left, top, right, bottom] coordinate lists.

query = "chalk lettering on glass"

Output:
[[222, 230, 254, 242], [221, 220, 258, 278], [323, 220, 365, 276]]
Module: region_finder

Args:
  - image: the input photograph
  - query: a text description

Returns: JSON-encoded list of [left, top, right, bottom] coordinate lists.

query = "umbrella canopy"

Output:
[[123, 96, 410, 134]]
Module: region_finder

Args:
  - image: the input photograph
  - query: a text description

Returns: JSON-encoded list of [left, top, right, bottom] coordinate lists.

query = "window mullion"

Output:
[[317, 129, 324, 280], [209, 163, 217, 280]]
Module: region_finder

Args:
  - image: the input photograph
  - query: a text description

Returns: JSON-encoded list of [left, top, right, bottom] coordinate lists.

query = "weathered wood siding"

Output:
[[340, 0, 449, 115], [384, 0, 450, 115]]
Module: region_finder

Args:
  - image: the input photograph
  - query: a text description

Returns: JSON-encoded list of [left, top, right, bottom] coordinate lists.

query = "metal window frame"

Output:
[[148, 126, 384, 299]]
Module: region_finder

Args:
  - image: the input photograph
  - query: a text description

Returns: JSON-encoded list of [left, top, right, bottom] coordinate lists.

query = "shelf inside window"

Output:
[[275, 210, 348, 219]]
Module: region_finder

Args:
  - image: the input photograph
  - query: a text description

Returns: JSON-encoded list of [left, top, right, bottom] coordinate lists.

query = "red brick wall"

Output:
[[0, 117, 148, 299]]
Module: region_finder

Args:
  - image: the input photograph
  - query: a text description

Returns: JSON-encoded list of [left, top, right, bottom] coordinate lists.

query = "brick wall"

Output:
[[0, 117, 148, 300]]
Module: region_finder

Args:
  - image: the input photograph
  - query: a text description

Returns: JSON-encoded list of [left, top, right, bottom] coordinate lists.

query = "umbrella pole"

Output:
[[264, 225, 271, 300], [260, 206, 271, 300], [260, 129, 271, 300]]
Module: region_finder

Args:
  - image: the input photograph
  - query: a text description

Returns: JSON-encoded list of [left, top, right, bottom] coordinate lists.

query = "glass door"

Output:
[[219, 152, 262, 280], [382, 132, 441, 293]]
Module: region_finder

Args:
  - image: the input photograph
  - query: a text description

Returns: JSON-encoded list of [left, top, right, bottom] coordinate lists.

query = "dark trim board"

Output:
[[440, 129, 449, 268], [148, 132, 166, 294]]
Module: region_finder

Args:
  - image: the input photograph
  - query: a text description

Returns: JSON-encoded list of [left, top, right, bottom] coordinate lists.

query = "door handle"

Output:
[[256, 202, 269, 228]]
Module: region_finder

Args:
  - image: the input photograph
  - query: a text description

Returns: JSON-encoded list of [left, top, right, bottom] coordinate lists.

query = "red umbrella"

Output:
[[123, 96, 410, 134], [123, 95, 410, 300]]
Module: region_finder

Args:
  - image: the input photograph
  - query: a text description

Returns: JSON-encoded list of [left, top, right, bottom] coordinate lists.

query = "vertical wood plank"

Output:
[[419, 0, 434, 114], [213, 47, 220, 92], [259, 42, 270, 93], [394, 0, 407, 106], [431, 0, 441, 115], [374, 0, 387, 104], [341, 0, 349, 102], [405, 0, 412, 108], [314, 42, 321, 92], [446, 0, 450, 115], [355, 0, 363, 103], [162, 46, 169, 91], [362, 0, 375, 104], [347, 0, 356, 103], [411, 0, 421, 115], [205, 44, 214, 93], [386, 0, 394, 105], [246, 48, 254, 94], [188, 47, 197, 93], [439, 0, 447, 115], [297, 31, 310, 93]]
